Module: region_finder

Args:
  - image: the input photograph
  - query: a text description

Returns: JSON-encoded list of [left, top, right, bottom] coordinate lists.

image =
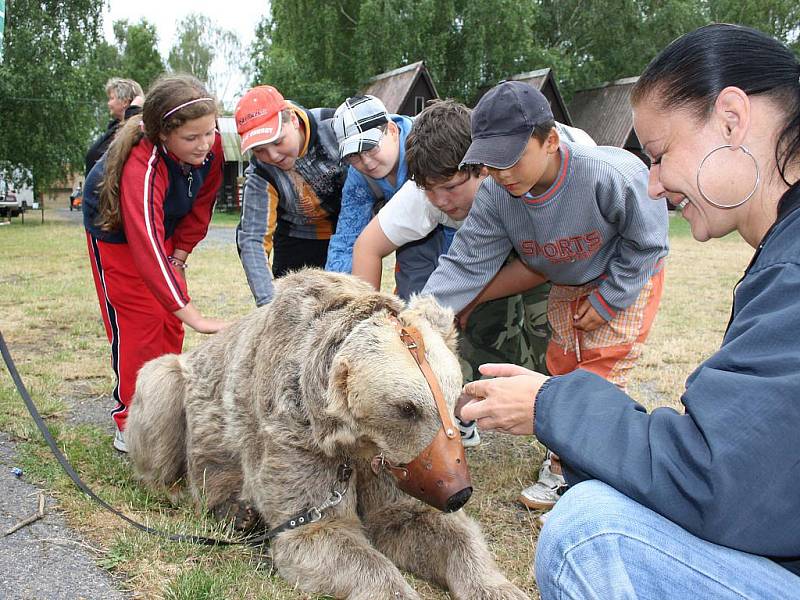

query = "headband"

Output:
[[162, 97, 214, 120]]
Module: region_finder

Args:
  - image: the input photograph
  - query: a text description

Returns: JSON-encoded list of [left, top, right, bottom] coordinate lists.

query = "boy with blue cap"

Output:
[[423, 81, 669, 513]]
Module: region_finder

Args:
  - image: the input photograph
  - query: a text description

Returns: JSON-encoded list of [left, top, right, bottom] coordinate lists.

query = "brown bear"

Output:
[[126, 269, 530, 600]]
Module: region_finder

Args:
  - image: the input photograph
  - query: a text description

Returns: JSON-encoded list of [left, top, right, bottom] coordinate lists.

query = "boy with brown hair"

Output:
[[234, 85, 347, 307], [352, 99, 553, 447]]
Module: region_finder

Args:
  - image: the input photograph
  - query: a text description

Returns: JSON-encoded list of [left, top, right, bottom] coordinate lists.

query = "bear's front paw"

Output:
[[349, 585, 421, 600], [465, 581, 532, 600]]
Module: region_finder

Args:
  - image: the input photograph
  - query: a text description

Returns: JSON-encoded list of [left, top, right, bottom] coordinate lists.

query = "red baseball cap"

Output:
[[235, 86, 288, 154]]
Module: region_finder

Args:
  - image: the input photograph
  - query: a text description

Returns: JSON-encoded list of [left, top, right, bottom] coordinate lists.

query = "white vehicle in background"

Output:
[[0, 174, 37, 218]]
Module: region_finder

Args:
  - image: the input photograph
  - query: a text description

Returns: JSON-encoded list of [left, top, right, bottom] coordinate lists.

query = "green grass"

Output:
[[667, 210, 692, 237], [0, 212, 754, 599], [210, 210, 241, 227]]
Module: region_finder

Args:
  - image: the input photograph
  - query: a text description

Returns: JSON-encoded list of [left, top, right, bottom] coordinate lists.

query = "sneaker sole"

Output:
[[113, 432, 128, 453], [517, 494, 556, 510]]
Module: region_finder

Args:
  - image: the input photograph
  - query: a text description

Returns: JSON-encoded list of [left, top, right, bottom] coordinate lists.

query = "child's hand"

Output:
[[455, 304, 475, 330], [573, 298, 606, 331]]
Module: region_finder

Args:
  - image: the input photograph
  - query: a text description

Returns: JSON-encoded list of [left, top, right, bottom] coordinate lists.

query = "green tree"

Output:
[[250, 1, 364, 106], [83, 39, 124, 129], [249, 0, 800, 110], [167, 14, 214, 82], [113, 18, 165, 91], [0, 0, 105, 193], [209, 28, 244, 110]]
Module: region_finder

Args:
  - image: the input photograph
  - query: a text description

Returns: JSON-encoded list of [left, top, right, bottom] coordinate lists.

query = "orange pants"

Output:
[[545, 270, 664, 390]]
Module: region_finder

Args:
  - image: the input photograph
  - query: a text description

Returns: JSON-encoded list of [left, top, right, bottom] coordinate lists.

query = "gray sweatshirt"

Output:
[[422, 141, 668, 320]]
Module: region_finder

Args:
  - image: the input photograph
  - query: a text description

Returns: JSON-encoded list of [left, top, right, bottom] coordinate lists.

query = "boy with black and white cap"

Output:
[[422, 81, 669, 513], [326, 94, 448, 300]]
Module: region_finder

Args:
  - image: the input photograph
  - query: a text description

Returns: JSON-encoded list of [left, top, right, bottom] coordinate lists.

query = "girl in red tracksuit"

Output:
[[83, 74, 228, 452]]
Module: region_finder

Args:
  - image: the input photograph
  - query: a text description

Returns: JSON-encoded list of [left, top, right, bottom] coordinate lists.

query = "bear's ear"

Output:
[[314, 356, 359, 456], [404, 294, 458, 351], [328, 356, 351, 414]]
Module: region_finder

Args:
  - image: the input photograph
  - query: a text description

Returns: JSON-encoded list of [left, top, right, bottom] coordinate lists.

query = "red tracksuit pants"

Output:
[[86, 233, 184, 431]]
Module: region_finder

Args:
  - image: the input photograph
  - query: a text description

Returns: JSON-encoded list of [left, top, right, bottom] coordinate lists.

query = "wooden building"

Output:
[[217, 116, 245, 211], [361, 61, 438, 116], [567, 76, 649, 165], [508, 68, 573, 126]]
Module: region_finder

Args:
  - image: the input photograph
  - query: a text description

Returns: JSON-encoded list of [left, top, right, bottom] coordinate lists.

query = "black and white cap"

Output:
[[332, 95, 390, 159]]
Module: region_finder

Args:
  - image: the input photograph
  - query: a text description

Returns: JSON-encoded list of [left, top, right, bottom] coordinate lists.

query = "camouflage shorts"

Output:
[[458, 282, 551, 383]]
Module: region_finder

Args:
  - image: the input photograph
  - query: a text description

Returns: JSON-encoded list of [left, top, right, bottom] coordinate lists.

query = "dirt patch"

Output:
[[62, 393, 117, 431]]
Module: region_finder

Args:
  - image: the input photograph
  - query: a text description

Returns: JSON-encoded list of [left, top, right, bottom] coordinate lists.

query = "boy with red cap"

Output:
[[235, 86, 347, 306], [423, 81, 669, 513]]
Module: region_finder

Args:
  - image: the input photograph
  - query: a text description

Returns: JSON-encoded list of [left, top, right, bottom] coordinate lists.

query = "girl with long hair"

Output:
[[83, 74, 228, 452]]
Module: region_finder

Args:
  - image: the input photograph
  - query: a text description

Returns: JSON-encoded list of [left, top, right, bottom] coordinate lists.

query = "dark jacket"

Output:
[[84, 105, 143, 176], [83, 133, 223, 312], [536, 182, 800, 576]]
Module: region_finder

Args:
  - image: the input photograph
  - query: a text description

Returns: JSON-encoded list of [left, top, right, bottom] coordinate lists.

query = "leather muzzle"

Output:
[[371, 318, 473, 512]]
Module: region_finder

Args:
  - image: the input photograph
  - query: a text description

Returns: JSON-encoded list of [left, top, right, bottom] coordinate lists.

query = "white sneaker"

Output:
[[113, 428, 128, 453], [457, 418, 481, 448], [537, 510, 551, 526], [518, 456, 566, 510]]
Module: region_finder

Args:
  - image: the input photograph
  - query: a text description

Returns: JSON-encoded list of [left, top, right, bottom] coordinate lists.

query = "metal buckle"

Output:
[[400, 331, 418, 350]]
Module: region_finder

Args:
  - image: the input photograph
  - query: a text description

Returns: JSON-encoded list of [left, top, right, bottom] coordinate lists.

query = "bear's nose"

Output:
[[444, 487, 473, 513]]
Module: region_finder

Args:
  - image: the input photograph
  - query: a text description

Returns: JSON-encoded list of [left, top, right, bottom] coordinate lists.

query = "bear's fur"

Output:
[[126, 269, 530, 600]]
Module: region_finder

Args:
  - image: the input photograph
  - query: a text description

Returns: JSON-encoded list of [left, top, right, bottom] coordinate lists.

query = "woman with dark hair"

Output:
[[83, 74, 228, 453], [458, 24, 800, 598]]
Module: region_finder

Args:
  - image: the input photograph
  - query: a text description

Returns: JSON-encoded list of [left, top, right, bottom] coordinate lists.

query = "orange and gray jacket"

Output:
[[236, 103, 346, 306]]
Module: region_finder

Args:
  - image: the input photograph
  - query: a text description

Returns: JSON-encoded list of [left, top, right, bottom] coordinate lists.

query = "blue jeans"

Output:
[[535, 480, 800, 599]]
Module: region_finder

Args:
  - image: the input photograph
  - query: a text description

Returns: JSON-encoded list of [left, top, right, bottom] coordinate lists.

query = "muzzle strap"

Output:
[[391, 317, 457, 439], [381, 315, 473, 512]]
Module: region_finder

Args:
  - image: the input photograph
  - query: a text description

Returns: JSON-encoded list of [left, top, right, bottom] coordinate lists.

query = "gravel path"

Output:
[[0, 433, 128, 600]]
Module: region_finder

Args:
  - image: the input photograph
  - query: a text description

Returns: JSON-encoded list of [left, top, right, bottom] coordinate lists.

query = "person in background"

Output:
[[326, 94, 447, 300], [85, 77, 144, 176], [461, 23, 800, 599], [423, 81, 668, 513], [83, 74, 227, 452], [235, 85, 346, 306]]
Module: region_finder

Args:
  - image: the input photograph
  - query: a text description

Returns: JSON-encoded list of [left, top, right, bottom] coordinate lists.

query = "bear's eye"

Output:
[[397, 402, 419, 420]]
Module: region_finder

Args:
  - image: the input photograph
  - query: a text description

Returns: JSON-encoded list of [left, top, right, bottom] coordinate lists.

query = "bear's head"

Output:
[[301, 292, 472, 511]]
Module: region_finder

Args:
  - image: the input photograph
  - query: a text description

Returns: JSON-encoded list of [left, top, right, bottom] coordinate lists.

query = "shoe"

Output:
[[518, 457, 567, 509], [537, 510, 551, 526], [113, 428, 128, 453], [457, 418, 481, 448]]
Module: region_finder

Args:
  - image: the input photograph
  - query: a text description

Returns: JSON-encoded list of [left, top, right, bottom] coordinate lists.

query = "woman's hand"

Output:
[[459, 363, 548, 436]]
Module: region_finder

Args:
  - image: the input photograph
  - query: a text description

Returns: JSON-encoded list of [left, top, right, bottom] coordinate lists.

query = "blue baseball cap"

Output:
[[460, 81, 554, 169]]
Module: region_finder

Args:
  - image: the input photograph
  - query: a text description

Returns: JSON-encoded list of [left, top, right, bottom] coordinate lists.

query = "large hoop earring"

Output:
[[696, 144, 760, 209]]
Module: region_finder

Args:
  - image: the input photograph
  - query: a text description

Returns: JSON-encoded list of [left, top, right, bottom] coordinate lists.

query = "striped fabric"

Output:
[[546, 270, 663, 390], [548, 278, 654, 353]]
